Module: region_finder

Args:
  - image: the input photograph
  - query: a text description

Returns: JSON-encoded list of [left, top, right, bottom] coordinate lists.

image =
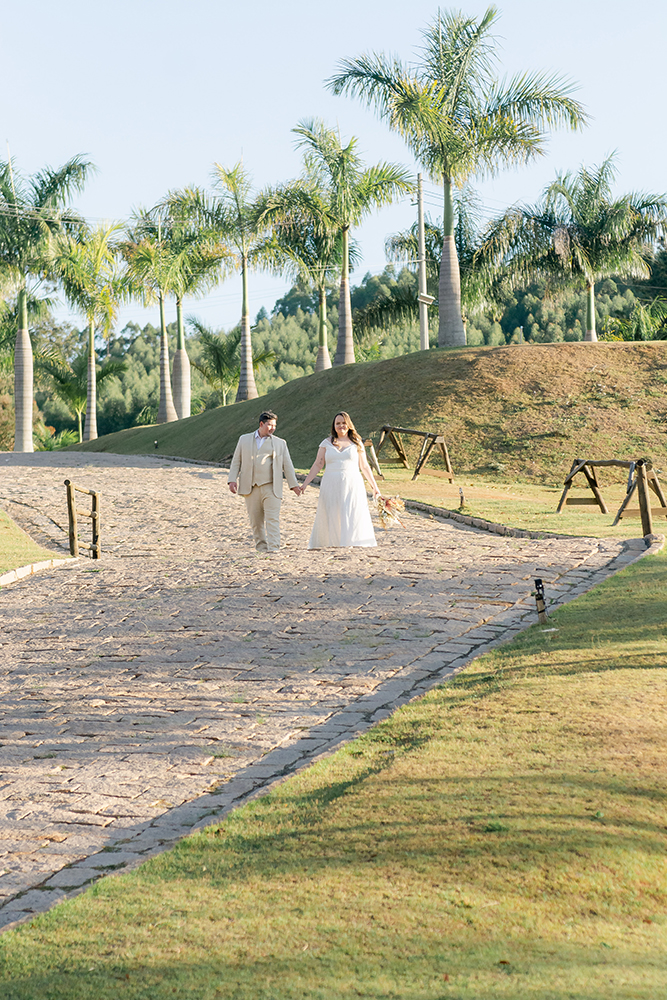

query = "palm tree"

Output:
[[617, 299, 667, 341], [481, 156, 667, 341], [293, 119, 413, 365], [188, 318, 275, 406], [171, 164, 279, 401], [599, 298, 667, 342], [121, 212, 181, 423], [36, 350, 126, 442], [152, 196, 229, 418], [0, 290, 54, 351], [52, 223, 124, 440], [328, 6, 587, 347], [0, 154, 93, 451], [258, 179, 346, 371]]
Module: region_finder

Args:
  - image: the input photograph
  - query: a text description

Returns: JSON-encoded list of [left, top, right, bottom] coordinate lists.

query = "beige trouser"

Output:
[[243, 483, 282, 552]]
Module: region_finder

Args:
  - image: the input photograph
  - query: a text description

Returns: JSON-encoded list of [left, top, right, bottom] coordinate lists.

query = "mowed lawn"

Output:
[[0, 510, 60, 575], [367, 465, 650, 540], [0, 552, 666, 998]]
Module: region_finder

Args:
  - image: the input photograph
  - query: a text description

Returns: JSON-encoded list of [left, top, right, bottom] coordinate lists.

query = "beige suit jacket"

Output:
[[228, 432, 299, 498]]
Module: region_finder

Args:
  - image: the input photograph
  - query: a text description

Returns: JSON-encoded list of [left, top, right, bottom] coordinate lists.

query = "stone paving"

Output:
[[0, 452, 653, 930]]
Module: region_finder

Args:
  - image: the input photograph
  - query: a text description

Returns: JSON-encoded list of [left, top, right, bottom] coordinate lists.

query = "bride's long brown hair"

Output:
[[330, 411, 363, 450]]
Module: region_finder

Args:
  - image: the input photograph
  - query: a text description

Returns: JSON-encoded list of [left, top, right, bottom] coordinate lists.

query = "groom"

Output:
[[228, 410, 301, 553]]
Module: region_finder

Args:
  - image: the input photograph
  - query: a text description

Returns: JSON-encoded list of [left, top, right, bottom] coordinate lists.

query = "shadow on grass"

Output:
[[452, 647, 667, 693], [6, 947, 657, 1000], [3, 753, 666, 1000], [157, 771, 667, 886], [2, 766, 664, 997]]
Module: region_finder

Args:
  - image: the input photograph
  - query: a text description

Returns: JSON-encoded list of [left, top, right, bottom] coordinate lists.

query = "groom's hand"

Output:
[[291, 486, 302, 497], [228, 482, 238, 494]]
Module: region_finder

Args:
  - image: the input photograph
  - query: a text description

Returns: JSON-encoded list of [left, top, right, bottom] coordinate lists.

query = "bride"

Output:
[[300, 411, 381, 549]]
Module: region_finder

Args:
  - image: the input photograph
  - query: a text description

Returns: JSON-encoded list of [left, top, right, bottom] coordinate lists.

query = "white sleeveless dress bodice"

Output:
[[308, 439, 377, 549]]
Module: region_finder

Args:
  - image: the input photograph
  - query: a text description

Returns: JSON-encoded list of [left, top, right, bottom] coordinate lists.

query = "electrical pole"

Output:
[[417, 173, 434, 350]]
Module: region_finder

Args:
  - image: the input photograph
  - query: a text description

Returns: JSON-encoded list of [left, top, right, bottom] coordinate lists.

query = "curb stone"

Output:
[[406, 498, 592, 540], [0, 557, 75, 587]]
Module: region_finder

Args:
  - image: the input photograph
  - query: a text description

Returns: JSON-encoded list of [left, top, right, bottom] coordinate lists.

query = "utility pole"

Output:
[[417, 173, 434, 351]]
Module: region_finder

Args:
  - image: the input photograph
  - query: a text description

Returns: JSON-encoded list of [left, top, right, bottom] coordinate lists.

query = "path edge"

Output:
[[0, 557, 75, 588]]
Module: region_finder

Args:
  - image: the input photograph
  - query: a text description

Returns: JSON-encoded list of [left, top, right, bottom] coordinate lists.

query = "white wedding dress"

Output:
[[308, 439, 377, 549]]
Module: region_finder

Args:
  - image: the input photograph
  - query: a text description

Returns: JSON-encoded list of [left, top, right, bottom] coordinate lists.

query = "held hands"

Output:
[[228, 482, 238, 495]]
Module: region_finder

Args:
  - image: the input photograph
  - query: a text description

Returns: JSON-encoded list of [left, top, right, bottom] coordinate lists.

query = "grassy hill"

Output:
[[72, 342, 667, 485]]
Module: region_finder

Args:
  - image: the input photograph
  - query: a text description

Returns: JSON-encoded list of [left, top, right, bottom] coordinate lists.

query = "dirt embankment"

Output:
[[73, 342, 667, 485]]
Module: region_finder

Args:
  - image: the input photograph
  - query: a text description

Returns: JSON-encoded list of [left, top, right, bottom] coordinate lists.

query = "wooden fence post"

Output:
[[65, 479, 79, 557], [375, 424, 454, 480], [636, 460, 653, 537], [64, 479, 100, 557], [581, 463, 608, 514]]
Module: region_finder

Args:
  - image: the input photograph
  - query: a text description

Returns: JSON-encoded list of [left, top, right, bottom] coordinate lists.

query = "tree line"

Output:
[[1, 6, 666, 452]]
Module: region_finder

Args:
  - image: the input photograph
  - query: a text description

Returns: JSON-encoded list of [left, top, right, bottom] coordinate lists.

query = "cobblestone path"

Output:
[[0, 453, 645, 928]]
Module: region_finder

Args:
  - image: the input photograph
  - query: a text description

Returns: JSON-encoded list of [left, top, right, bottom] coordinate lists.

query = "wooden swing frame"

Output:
[[374, 425, 454, 482]]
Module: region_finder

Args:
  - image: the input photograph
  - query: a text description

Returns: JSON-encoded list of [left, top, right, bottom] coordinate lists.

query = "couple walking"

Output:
[[228, 409, 381, 552]]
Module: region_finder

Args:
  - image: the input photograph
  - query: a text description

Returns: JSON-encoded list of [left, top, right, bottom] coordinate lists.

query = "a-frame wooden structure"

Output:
[[557, 458, 632, 514], [375, 425, 454, 482]]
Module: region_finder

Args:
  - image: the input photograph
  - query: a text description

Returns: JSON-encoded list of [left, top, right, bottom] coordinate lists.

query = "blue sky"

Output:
[[3, 0, 664, 333]]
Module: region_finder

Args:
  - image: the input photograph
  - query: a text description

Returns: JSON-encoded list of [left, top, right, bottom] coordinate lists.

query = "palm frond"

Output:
[[30, 155, 95, 210], [326, 6, 586, 188], [419, 6, 500, 106], [486, 70, 588, 132], [292, 118, 413, 225], [478, 154, 667, 299], [353, 285, 420, 332]]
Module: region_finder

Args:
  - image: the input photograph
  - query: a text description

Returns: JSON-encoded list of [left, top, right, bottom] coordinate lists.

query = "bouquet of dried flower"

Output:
[[375, 494, 405, 530]]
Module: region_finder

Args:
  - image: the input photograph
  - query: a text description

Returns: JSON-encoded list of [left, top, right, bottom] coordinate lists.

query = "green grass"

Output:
[[0, 510, 60, 575], [377, 466, 653, 539], [1, 550, 666, 999], [71, 341, 667, 485]]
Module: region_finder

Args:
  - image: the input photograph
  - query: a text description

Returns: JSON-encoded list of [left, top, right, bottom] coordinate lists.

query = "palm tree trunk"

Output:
[[13, 286, 33, 453], [235, 257, 258, 401], [438, 177, 466, 348], [77, 410, 83, 443], [172, 298, 191, 418], [83, 318, 98, 441], [315, 286, 332, 371], [584, 281, 598, 342], [157, 291, 178, 423], [334, 227, 355, 365]]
